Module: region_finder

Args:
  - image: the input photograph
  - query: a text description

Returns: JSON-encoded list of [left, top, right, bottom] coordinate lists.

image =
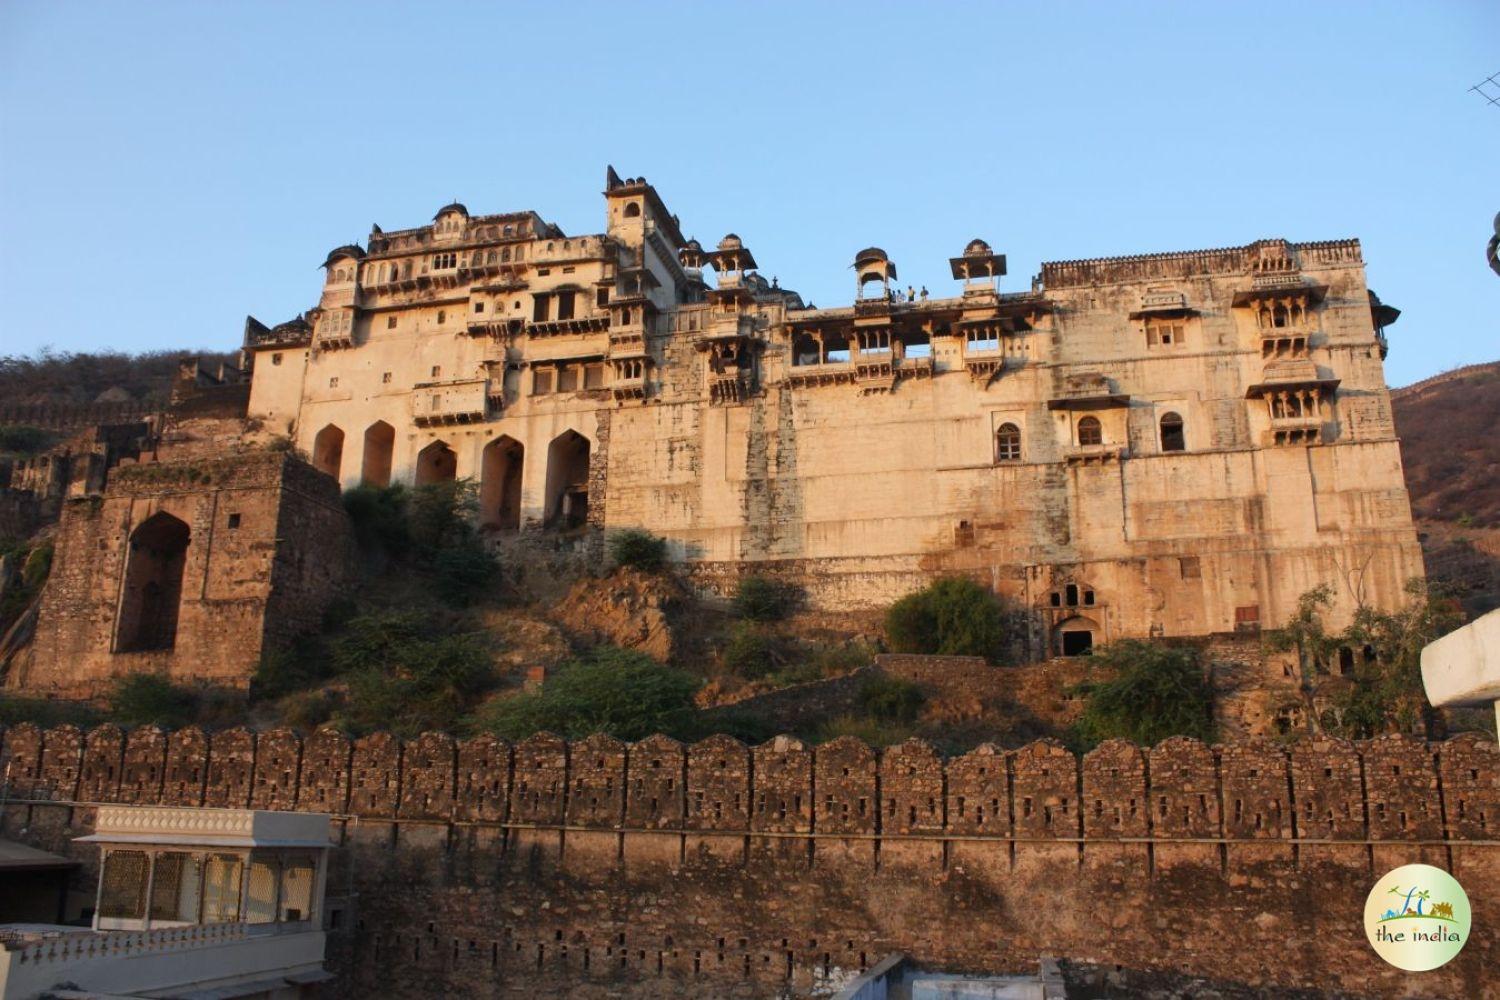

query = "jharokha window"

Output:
[[1076, 416, 1102, 447], [995, 423, 1022, 462], [1145, 318, 1184, 347]]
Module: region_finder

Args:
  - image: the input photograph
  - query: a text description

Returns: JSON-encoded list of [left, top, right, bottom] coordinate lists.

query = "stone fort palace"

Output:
[[8, 167, 1420, 695]]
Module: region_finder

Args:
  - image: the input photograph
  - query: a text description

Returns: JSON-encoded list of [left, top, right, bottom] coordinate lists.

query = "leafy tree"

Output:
[[1071, 641, 1214, 749], [609, 529, 668, 573], [857, 674, 926, 725], [1263, 584, 1340, 737], [0, 426, 54, 455], [885, 576, 1011, 661], [108, 674, 197, 729], [1329, 579, 1464, 738], [432, 546, 499, 606], [406, 479, 480, 551], [342, 484, 411, 555], [733, 575, 796, 622], [474, 647, 699, 741]]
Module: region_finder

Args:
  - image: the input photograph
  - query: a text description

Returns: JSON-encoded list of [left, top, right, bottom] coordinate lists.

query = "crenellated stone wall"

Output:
[[1, 722, 1495, 998]]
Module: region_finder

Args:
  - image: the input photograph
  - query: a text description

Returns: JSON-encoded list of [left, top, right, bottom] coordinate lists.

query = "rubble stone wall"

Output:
[[2, 722, 1495, 998]]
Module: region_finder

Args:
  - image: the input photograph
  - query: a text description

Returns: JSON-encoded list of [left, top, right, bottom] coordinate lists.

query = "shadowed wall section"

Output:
[[1, 723, 1495, 998]]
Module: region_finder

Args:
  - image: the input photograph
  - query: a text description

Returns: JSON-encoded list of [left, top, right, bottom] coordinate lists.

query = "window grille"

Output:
[[280, 855, 317, 922], [995, 423, 1021, 462], [99, 850, 148, 919], [245, 857, 279, 924], [201, 854, 243, 923], [149, 852, 202, 922]]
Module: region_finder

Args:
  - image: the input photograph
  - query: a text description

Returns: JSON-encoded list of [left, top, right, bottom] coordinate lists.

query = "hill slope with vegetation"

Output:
[[1392, 360, 1500, 619]]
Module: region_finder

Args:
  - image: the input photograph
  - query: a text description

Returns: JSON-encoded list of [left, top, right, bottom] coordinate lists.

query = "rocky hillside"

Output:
[[1393, 361, 1500, 527], [1392, 360, 1500, 618]]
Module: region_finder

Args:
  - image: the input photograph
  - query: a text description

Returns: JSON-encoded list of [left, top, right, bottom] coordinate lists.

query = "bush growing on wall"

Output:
[[733, 575, 796, 622], [609, 529, 668, 573], [884, 576, 1011, 661], [1070, 640, 1214, 748]]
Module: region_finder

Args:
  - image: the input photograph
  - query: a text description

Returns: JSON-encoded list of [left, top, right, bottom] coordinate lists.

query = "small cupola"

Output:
[[949, 238, 1007, 288], [853, 247, 897, 299]]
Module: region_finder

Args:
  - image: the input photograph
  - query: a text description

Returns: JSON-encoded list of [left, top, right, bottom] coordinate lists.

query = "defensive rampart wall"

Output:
[[1, 723, 1495, 998]]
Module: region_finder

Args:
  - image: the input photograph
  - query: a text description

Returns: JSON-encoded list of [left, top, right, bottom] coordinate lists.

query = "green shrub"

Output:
[[474, 647, 699, 741], [251, 634, 328, 701], [108, 674, 196, 729], [816, 713, 916, 747], [432, 546, 499, 606], [328, 610, 433, 675], [0, 694, 99, 729], [407, 479, 479, 550], [1071, 640, 1214, 749], [733, 575, 796, 622], [885, 577, 1010, 661], [609, 529, 668, 573], [277, 689, 337, 731], [0, 425, 55, 455], [0, 540, 54, 635], [722, 622, 776, 679], [342, 631, 494, 737], [342, 484, 410, 554], [857, 675, 926, 725], [20, 541, 52, 589]]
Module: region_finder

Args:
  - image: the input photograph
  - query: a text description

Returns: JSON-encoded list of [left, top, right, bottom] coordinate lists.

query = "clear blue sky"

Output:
[[1, 1, 1495, 387]]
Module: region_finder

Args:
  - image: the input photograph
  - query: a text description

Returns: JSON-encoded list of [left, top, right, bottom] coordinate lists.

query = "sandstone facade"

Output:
[[243, 168, 1419, 651]]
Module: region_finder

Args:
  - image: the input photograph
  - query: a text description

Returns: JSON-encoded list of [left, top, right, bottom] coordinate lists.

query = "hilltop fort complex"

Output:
[[0, 171, 1494, 1000], [3, 168, 1418, 698]]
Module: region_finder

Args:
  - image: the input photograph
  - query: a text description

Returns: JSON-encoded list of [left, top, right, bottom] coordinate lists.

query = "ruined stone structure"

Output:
[[244, 168, 1419, 651], [2, 722, 1494, 997]]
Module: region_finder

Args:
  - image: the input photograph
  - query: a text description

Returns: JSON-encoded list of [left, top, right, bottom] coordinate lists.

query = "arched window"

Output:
[[1077, 416, 1102, 446], [501, 248, 511, 262], [545, 430, 591, 531], [115, 512, 191, 652], [995, 423, 1021, 462], [1160, 412, 1185, 452], [623, 202, 642, 218], [312, 425, 344, 480], [415, 440, 457, 485]]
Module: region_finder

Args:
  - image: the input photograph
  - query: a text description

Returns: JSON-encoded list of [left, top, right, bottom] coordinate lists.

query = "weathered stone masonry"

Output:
[[17, 451, 354, 697], [2, 723, 1495, 998]]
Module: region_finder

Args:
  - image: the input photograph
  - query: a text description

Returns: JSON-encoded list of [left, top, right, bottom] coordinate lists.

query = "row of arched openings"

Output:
[[310, 423, 591, 531], [992, 413, 1186, 463]]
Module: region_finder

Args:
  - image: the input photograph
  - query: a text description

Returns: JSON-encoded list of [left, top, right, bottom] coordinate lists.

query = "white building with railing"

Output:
[[0, 805, 334, 1000]]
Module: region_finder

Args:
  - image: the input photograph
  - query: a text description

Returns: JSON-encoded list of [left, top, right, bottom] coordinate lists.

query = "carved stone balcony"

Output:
[[466, 317, 523, 339], [1064, 445, 1127, 465], [785, 360, 855, 388], [525, 315, 610, 338], [411, 378, 492, 427]]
